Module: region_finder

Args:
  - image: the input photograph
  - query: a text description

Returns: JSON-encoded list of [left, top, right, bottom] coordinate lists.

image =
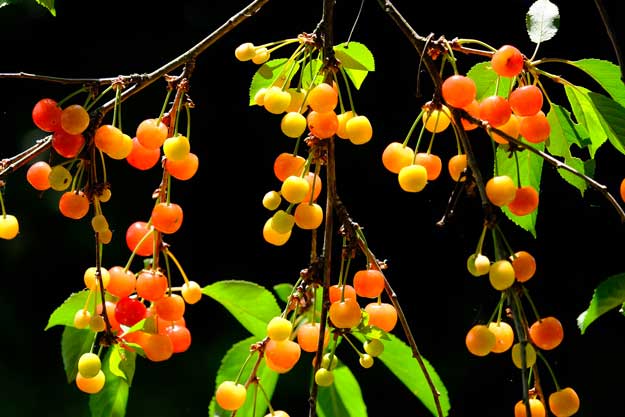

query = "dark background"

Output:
[[1, 1, 624, 416]]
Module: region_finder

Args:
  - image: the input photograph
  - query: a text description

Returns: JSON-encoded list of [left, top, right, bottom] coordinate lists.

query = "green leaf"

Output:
[[89, 348, 133, 417], [317, 362, 367, 417], [273, 283, 293, 304], [248, 58, 298, 105], [35, 0, 55, 16], [61, 326, 96, 383], [301, 58, 324, 90], [564, 85, 606, 157], [587, 91, 625, 156], [467, 62, 514, 100], [355, 333, 450, 416], [202, 280, 281, 338], [577, 273, 625, 334], [107, 345, 136, 384], [568, 59, 625, 107], [334, 41, 375, 90], [498, 141, 544, 237], [526, 0, 559, 44], [208, 337, 278, 417], [46, 290, 90, 330], [546, 103, 594, 194]]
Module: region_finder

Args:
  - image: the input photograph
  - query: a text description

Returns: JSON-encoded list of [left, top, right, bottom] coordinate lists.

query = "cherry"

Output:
[[280, 112, 307, 138], [519, 110, 551, 143], [26, 161, 52, 191], [548, 387, 580, 417], [151, 202, 184, 234], [398, 164, 428, 192], [345, 114, 373, 145], [364, 302, 397, 332], [115, 296, 147, 327], [307, 110, 339, 139], [126, 136, 161, 171], [296, 322, 329, 352], [75, 370, 105, 394], [441, 74, 477, 108], [423, 103, 451, 133], [413, 152, 442, 181], [328, 284, 357, 303], [234, 42, 256, 61], [280, 175, 310, 204], [142, 333, 174, 362], [181, 280, 203, 304], [263, 86, 292, 114], [60, 104, 90, 135], [94, 124, 123, 155], [511, 342, 537, 368], [154, 293, 186, 321], [489, 259, 516, 291], [382, 142, 415, 174], [165, 152, 199, 180], [265, 339, 301, 373], [136, 118, 168, 149], [487, 321, 514, 353], [48, 165, 72, 191], [163, 134, 191, 161], [353, 268, 385, 298], [529, 316, 564, 350], [266, 316, 293, 341], [447, 154, 467, 182], [307, 82, 338, 113], [514, 398, 546, 417], [508, 185, 539, 216], [465, 324, 496, 356], [293, 202, 323, 230], [59, 191, 90, 220], [32, 98, 62, 132], [135, 269, 169, 301], [262, 218, 291, 246], [509, 84, 544, 116], [273, 152, 305, 182], [162, 323, 192, 353], [485, 175, 517, 207], [329, 298, 362, 328], [491, 44, 525, 78], [215, 381, 247, 411], [52, 129, 85, 158], [510, 250, 537, 282], [78, 352, 101, 378], [479, 95, 512, 127], [125, 221, 155, 257]]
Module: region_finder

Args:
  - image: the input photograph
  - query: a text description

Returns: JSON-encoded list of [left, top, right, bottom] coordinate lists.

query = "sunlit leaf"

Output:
[[249, 58, 298, 105], [301, 58, 324, 89], [569, 59, 625, 107], [564, 85, 606, 157], [202, 280, 281, 338], [526, 0, 559, 43], [35, 0, 55, 16], [46, 290, 90, 330], [273, 283, 293, 304], [334, 41, 375, 90], [61, 326, 95, 383], [208, 337, 278, 417], [577, 273, 625, 334], [108, 345, 136, 383], [588, 91, 625, 155], [317, 362, 367, 417], [89, 348, 132, 417], [355, 333, 450, 416], [467, 62, 514, 100]]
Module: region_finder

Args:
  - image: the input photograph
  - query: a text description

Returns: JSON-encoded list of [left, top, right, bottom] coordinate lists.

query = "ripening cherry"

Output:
[[135, 269, 168, 301], [519, 110, 551, 143], [353, 268, 385, 298], [98, 301, 121, 333], [234, 42, 256, 61], [529, 316, 564, 350], [442, 74, 477, 108], [485, 175, 517, 207], [303, 171, 322, 202], [294, 202, 323, 230], [314, 368, 334, 387], [479, 95, 512, 127], [75, 370, 106, 394], [115, 296, 147, 327], [413, 152, 442, 181], [90, 215, 107, 231], [266, 316, 293, 341], [489, 259, 516, 291], [548, 387, 580, 417], [215, 381, 247, 411], [78, 352, 101, 378], [155, 294, 186, 321], [264, 410, 290, 417], [165, 152, 199, 180], [94, 124, 123, 155], [286, 87, 308, 113], [423, 103, 452, 133], [59, 191, 90, 220], [329, 298, 362, 329], [336, 111, 354, 139], [106, 266, 136, 298], [73, 309, 91, 329], [61, 104, 90, 135], [163, 134, 190, 162], [508, 185, 539, 216], [490, 114, 520, 144], [465, 324, 496, 356], [0, 214, 19, 240], [281, 175, 310, 204], [510, 250, 537, 282], [280, 112, 307, 138], [83, 266, 110, 290], [273, 152, 305, 181], [181, 281, 203, 304], [270, 209, 295, 234], [448, 154, 468, 182], [398, 164, 428, 192], [491, 44, 525, 78], [126, 136, 161, 170], [263, 217, 291, 246], [382, 142, 415, 174], [365, 302, 397, 332], [48, 165, 72, 191], [263, 86, 292, 114], [52, 129, 85, 158], [487, 321, 514, 353], [466, 253, 491, 277], [125, 221, 155, 257], [142, 333, 174, 362], [307, 82, 338, 113], [307, 110, 339, 139], [136, 118, 169, 149], [252, 47, 270, 64], [32, 98, 62, 132], [296, 322, 329, 352], [363, 339, 384, 357], [514, 398, 546, 417], [620, 178, 625, 203], [151, 202, 184, 234], [265, 339, 301, 373], [329, 284, 357, 303], [509, 84, 544, 116], [460, 99, 481, 131], [262, 190, 281, 211], [511, 342, 537, 368], [346, 114, 373, 145], [107, 133, 134, 160], [26, 161, 52, 191], [162, 323, 192, 353]]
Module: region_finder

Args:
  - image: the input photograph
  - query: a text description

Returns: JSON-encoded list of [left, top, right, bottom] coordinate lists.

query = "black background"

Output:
[[1, 1, 624, 416]]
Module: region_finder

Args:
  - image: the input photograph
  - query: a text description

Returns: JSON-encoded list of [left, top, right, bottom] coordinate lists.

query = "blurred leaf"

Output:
[[569, 59, 625, 107], [35, 0, 55, 15], [577, 273, 625, 334], [46, 290, 90, 330], [498, 140, 544, 237], [526, 0, 559, 43], [61, 326, 95, 383], [208, 336, 278, 417], [89, 347, 132, 417], [588, 91, 625, 156], [202, 280, 281, 338], [317, 363, 367, 417], [467, 62, 514, 100], [355, 333, 450, 416], [334, 41, 375, 90]]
